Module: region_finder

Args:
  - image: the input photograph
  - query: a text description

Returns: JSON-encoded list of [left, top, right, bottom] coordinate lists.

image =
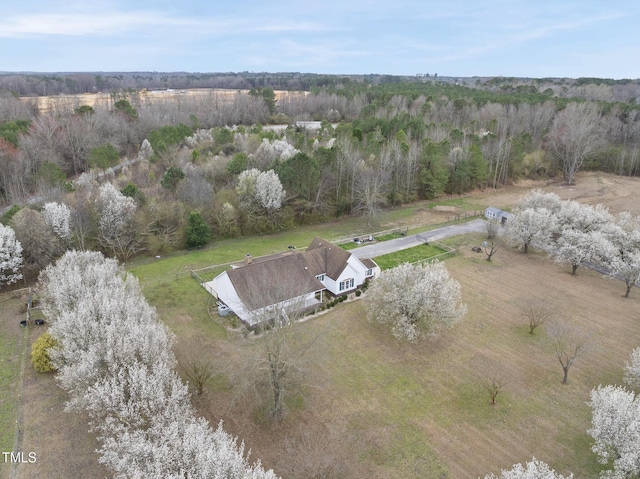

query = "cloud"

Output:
[[0, 12, 195, 37], [0, 9, 331, 38]]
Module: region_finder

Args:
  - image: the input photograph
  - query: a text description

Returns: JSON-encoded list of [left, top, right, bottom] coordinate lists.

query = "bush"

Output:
[[89, 144, 119, 170], [340, 295, 347, 302], [185, 211, 211, 248], [1, 204, 22, 225], [355, 290, 362, 297], [161, 166, 186, 191], [31, 332, 58, 373]]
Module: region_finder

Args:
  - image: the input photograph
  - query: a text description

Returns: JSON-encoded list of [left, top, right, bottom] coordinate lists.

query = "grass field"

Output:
[[0, 298, 24, 479], [6, 171, 640, 478], [190, 241, 638, 478], [373, 243, 449, 269]]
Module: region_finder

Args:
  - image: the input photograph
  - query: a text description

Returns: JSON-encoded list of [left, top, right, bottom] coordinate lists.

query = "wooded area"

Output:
[[1, 72, 639, 274]]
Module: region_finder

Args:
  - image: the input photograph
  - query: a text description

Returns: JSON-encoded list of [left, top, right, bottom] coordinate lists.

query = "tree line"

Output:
[[503, 190, 640, 298], [34, 250, 279, 478], [0, 74, 639, 279]]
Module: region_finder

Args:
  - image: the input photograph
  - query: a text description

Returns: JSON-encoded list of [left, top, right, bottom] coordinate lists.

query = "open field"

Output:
[[19, 88, 308, 114], [4, 171, 640, 478], [179, 239, 639, 478], [372, 243, 449, 269]]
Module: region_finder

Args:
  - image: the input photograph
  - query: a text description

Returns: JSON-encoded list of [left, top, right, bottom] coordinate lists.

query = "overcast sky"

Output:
[[2, 0, 639, 79]]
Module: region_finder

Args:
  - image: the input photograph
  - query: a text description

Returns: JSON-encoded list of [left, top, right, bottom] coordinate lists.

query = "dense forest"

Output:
[[1, 72, 639, 278]]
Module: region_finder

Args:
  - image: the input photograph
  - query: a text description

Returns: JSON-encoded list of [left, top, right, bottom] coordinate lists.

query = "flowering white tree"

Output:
[[556, 201, 612, 234], [552, 229, 614, 275], [484, 457, 573, 479], [0, 223, 23, 288], [589, 385, 640, 479], [252, 138, 299, 169], [255, 169, 285, 213], [43, 201, 71, 240], [253, 139, 277, 169], [237, 168, 286, 215], [272, 139, 299, 160], [38, 251, 279, 479], [236, 168, 260, 205], [624, 347, 640, 388], [504, 208, 557, 253], [39, 253, 173, 406], [365, 261, 466, 342], [609, 250, 640, 298], [96, 182, 142, 259], [516, 189, 563, 215], [137, 138, 154, 161], [602, 212, 640, 298]]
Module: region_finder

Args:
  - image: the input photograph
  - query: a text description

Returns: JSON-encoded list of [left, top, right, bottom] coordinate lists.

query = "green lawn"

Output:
[[426, 197, 487, 211], [373, 243, 449, 270], [128, 199, 487, 287], [0, 299, 24, 459]]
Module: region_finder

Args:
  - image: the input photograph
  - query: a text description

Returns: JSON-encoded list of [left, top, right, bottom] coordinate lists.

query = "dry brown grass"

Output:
[[13, 325, 109, 479], [194, 243, 639, 478], [476, 171, 640, 216], [21, 88, 308, 114]]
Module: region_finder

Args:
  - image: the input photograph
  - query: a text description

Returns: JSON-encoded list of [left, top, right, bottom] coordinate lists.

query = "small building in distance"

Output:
[[484, 206, 512, 225]]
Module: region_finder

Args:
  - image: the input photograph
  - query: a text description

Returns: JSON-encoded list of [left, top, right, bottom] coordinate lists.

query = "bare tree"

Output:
[[547, 320, 596, 384], [517, 297, 555, 334], [352, 168, 389, 227], [481, 374, 507, 406], [242, 278, 324, 421], [178, 353, 217, 396], [483, 235, 499, 262], [11, 207, 63, 275], [247, 316, 320, 421], [547, 102, 604, 185]]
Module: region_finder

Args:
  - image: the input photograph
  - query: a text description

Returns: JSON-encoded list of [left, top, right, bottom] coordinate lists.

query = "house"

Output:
[[484, 206, 512, 225], [204, 237, 380, 327]]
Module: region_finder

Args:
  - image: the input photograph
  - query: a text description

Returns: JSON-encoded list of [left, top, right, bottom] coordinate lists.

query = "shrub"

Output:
[[161, 166, 186, 191], [31, 332, 58, 373], [355, 290, 362, 297], [185, 211, 211, 247]]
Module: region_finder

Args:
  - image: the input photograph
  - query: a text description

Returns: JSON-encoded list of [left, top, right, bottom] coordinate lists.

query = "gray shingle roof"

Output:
[[225, 237, 355, 312], [304, 237, 351, 280], [226, 254, 324, 311]]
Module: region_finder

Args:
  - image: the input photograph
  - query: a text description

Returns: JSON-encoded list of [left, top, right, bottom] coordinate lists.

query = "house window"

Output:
[[316, 274, 325, 282], [339, 278, 354, 291], [366, 268, 373, 277]]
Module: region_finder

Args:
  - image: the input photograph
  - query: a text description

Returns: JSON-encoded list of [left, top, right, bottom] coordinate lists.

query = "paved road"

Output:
[[351, 218, 486, 259]]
